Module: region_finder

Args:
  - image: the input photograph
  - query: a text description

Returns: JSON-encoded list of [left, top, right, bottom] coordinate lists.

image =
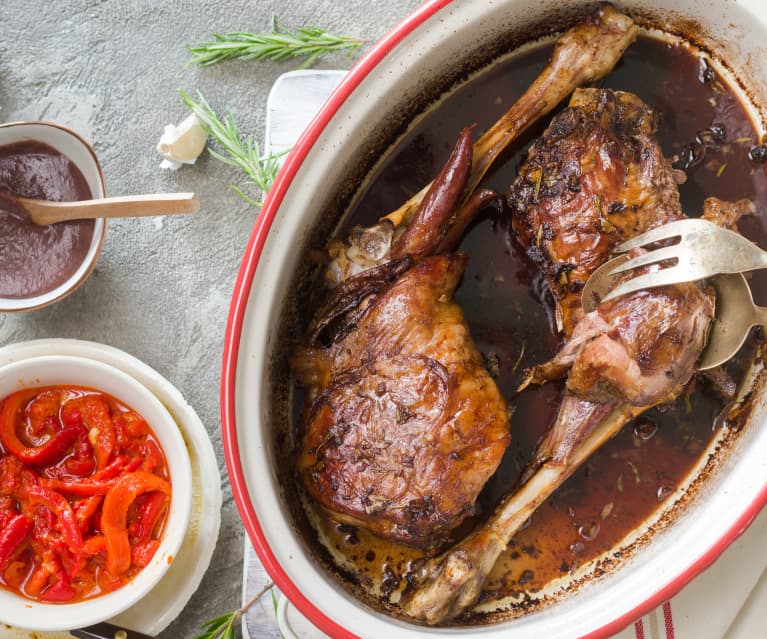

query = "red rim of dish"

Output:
[[220, 1, 767, 637]]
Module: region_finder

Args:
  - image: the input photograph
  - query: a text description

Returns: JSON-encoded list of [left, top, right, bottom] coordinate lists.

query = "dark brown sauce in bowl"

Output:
[[0, 140, 95, 300], [291, 34, 767, 622]]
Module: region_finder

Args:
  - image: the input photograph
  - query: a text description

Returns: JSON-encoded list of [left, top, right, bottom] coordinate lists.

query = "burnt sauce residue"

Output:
[[0, 141, 94, 299], [297, 36, 767, 617]]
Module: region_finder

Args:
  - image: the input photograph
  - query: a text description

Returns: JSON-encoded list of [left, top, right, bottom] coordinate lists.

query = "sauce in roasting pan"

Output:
[[298, 34, 767, 616]]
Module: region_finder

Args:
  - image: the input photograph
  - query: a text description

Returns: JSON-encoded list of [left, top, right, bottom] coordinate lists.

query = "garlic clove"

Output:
[[157, 113, 207, 169]]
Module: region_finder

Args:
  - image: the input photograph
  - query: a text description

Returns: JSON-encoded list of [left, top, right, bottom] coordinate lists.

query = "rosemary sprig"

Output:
[[188, 16, 362, 68], [179, 89, 287, 206], [194, 581, 275, 639]]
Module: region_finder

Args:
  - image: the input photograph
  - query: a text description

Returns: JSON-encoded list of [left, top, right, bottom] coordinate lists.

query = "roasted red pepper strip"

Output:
[[131, 539, 160, 568], [0, 390, 78, 466], [62, 395, 115, 471], [101, 471, 170, 576], [74, 495, 103, 534], [42, 476, 118, 496], [130, 491, 168, 544], [0, 514, 32, 568], [27, 485, 83, 553], [81, 534, 107, 556], [0, 455, 39, 500], [38, 553, 75, 602]]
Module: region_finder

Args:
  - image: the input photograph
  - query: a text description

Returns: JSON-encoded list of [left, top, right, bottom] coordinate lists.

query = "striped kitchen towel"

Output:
[[613, 505, 767, 639]]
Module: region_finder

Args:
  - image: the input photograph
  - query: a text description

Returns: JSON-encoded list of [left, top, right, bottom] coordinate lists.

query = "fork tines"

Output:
[[612, 218, 714, 253], [599, 218, 722, 303]]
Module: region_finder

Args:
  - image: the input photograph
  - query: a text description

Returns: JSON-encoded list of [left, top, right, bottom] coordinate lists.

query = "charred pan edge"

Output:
[[267, 4, 767, 624]]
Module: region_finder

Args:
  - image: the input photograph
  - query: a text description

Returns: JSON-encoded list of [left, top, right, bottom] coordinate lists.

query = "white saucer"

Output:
[[0, 339, 222, 638]]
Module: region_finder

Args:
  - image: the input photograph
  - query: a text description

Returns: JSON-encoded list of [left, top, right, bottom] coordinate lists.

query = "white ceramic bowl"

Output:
[[0, 354, 192, 632], [222, 1, 767, 638], [0, 121, 108, 313]]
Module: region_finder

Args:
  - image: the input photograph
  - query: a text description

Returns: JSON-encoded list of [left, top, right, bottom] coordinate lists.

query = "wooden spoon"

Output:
[[6, 192, 199, 226]]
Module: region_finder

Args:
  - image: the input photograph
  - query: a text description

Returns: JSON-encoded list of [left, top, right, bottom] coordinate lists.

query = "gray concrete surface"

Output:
[[0, 1, 420, 636]]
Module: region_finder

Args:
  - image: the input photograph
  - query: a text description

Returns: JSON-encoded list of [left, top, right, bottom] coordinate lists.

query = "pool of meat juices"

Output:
[[300, 35, 767, 613]]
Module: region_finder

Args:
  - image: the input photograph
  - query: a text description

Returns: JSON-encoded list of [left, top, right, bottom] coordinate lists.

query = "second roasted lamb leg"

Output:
[[404, 87, 717, 623]]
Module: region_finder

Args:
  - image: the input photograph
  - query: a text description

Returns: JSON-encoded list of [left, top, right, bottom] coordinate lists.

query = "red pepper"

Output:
[[1, 387, 173, 604], [63, 425, 96, 476], [41, 454, 143, 496], [94, 454, 142, 481], [27, 485, 83, 553], [38, 553, 75, 602], [131, 539, 160, 568], [3, 559, 28, 588], [26, 390, 66, 436], [0, 514, 32, 568], [1, 390, 78, 466], [81, 534, 106, 556], [113, 411, 147, 444], [41, 576, 76, 602], [62, 395, 115, 471], [64, 456, 96, 476], [74, 495, 103, 534], [101, 471, 170, 576], [129, 491, 168, 543], [0, 455, 39, 500], [139, 438, 164, 474], [42, 476, 118, 496], [25, 564, 51, 598]]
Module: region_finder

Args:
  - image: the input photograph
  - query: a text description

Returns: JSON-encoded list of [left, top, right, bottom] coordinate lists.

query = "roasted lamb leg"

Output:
[[293, 254, 512, 548], [295, 0, 639, 584], [292, 129, 512, 549], [402, 88, 720, 623]]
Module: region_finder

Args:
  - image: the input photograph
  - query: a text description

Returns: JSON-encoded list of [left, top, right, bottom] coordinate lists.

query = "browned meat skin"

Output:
[[466, 3, 638, 200], [293, 255, 511, 548], [390, 127, 473, 260], [530, 280, 713, 406], [509, 88, 720, 407], [325, 128, 476, 286], [508, 88, 687, 337], [702, 196, 755, 229], [403, 399, 640, 623], [295, 125, 511, 548]]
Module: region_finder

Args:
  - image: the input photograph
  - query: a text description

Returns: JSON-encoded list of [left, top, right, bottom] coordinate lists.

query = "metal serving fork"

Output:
[[599, 218, 767, 304]]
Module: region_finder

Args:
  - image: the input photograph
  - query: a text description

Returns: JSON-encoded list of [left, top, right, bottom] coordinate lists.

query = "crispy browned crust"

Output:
[[294, 255, 511, 548]]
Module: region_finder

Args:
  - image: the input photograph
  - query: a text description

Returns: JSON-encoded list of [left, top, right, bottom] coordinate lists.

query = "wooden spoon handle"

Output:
[[18, 193, 199, 226]]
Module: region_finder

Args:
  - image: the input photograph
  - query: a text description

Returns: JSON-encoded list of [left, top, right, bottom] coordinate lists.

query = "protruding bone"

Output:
[[382, 4, 637, 229], [402, 397, 641, 624]]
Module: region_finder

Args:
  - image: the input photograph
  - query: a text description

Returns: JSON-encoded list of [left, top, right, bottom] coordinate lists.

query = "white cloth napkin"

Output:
[[611, 506, 767, 639]]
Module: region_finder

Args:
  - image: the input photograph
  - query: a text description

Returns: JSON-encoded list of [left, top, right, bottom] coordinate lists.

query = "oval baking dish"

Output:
[[222, 1, 767, 637]]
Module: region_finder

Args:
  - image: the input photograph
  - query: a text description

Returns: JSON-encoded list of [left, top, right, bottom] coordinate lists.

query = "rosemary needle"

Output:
[[194, 581, 275, 639], [179, 89, 287, 206], [188, 16, 362, 68]]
